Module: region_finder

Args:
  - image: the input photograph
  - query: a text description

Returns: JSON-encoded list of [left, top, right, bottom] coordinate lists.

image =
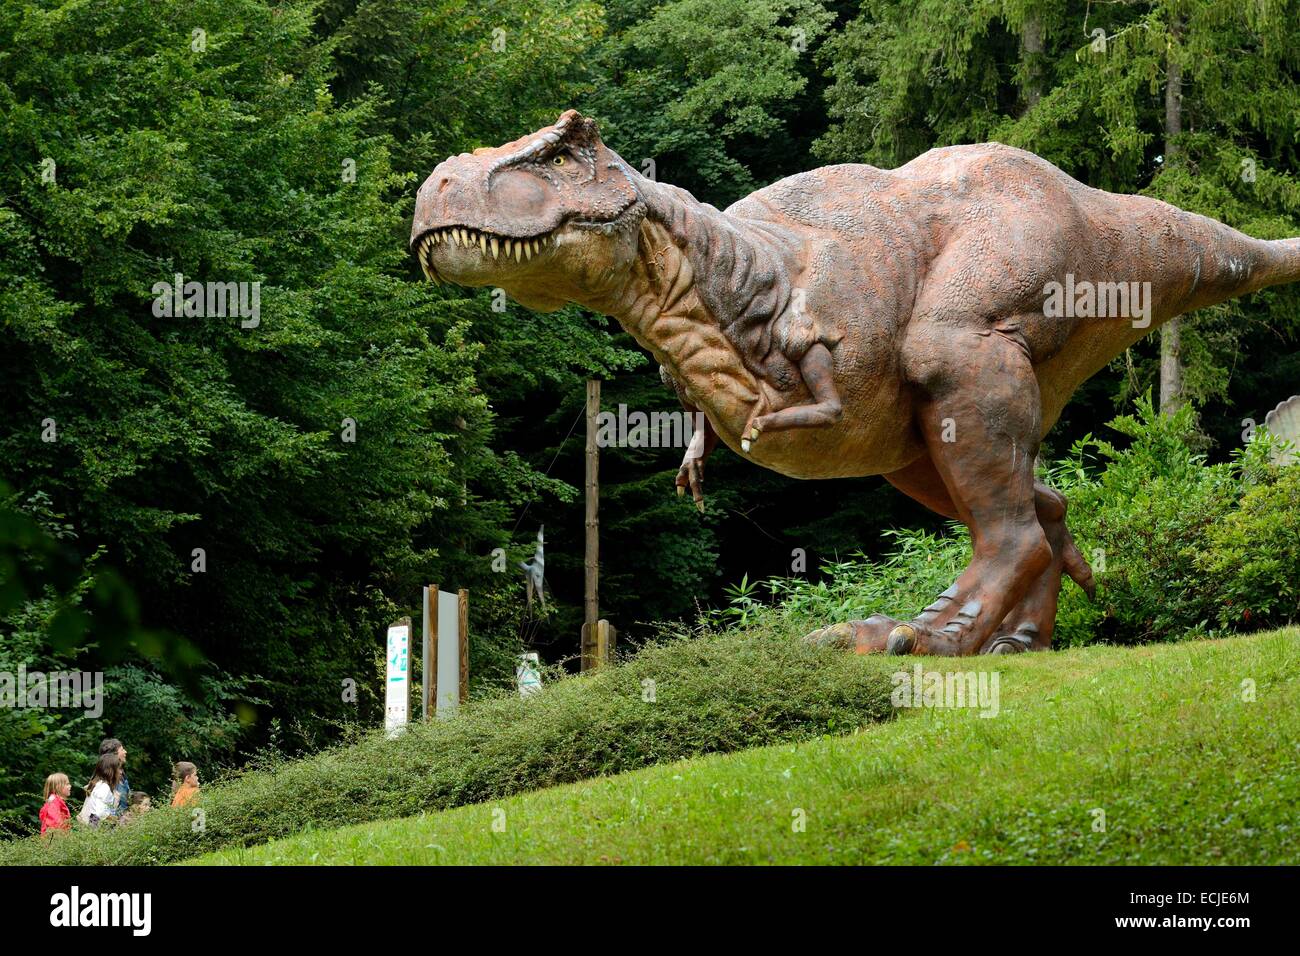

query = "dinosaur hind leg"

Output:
[[883, 323, 1053, 655], [985, 483, 1095, 652], [804, 456, 1092, 655]]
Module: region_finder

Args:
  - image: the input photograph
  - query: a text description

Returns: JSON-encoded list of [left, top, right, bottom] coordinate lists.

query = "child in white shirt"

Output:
[[79, 753, 123, 828]]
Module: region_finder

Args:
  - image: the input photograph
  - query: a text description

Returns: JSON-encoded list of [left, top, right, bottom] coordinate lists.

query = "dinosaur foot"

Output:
[[803, 614, 902, 654], [804, 586, 967, 656], [880, 585, 970, 655]]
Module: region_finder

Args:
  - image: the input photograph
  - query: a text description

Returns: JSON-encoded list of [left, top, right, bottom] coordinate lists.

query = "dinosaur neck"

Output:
[[587, 176, 798, 417]]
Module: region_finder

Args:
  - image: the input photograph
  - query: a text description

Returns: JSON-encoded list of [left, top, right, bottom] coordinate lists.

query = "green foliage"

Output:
[[589, 0, 833, 203], [320, 0, 607, 175], [1050, 395, 1300, 644], [1048, 396, 1236, 643], [0, 0, 638, 821], [0, 625, 891, 863], [707, 527, 971, 634], [1198, 468, 1300, 630]]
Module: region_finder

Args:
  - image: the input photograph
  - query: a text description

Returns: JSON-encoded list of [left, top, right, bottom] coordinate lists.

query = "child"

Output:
[[39, 773, 72, 836], [79, 753, 122, 828], [171, 761, 200, 808], [122, 791, 151, 823]]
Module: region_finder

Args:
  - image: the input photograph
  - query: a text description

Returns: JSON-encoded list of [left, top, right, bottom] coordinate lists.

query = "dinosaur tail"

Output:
[[1253, 236, 1300, 289], [1176, 210, 1300, 310]]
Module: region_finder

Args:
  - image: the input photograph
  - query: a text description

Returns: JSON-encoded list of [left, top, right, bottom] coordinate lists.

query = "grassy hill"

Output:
[[0, 625, 893, 865], [195, 628, 1300, 865]]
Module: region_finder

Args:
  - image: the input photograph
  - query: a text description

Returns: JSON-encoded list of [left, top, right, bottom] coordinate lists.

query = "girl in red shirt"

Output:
[[39, 773, 72, 836]]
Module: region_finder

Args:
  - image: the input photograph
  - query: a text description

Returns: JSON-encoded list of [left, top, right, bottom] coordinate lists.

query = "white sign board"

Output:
[[516, 652, 542, 698], [385, 621, 410, 738], [436, 591, 460, 719]]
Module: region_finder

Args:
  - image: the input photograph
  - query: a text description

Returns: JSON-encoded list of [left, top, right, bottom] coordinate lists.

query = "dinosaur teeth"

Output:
[[421, 227, 557, 261]]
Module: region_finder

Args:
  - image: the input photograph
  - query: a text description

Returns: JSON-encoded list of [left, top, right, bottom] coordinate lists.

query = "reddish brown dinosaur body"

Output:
[[411, 110, 1300, 656]]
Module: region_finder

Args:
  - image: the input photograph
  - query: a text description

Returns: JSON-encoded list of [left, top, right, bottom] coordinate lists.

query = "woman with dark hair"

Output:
[[98, 737, 130, 817], [78, 753, 122, 828]]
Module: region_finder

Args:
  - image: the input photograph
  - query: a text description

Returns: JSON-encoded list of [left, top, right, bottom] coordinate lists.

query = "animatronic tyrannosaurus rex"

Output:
[[410, 110, 1300, 657]]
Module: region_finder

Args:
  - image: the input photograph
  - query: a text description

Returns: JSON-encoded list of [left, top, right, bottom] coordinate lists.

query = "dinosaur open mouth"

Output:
[[413, 226, 556, 282], [412, 201, 642, 283]]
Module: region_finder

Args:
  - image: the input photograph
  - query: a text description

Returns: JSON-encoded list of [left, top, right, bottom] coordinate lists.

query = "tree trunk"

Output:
[[1021, 13, 1044, 110], [582, 380, 599, 669], [1160, 18, 1185, 415]]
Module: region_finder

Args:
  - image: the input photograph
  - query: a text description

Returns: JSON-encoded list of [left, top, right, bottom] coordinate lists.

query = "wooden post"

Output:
[[582, 379, 600, 671], [596, 619, 616, 669], [434, 582, 444, 717], [422, 586, 433, 721], [458, 588, 469, 704]]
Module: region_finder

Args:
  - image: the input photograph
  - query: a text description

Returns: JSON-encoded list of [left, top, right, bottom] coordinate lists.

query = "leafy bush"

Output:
[[708, 528, 972, 635], [1046, 398, 1238, 645], [1197, 467, 1300, 630], [1051, 396, 1299, 645], [0, 626, 892, 864]]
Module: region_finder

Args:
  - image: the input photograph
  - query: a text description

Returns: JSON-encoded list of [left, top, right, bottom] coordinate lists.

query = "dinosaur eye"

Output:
[[552, 155, 566, 166]]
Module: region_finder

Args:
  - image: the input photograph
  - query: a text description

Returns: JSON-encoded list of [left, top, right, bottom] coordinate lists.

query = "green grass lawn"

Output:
[[196, 628, 1300, 865]]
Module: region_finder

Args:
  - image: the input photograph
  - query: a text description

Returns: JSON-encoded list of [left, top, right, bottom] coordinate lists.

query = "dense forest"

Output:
[[3, 0, 1299, 831]]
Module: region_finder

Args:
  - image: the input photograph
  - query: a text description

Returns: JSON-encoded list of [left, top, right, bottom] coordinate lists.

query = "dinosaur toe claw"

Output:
[[886, 623, 916, 655]]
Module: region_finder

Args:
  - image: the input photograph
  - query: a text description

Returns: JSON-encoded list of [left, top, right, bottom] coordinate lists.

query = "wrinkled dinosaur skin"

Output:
[[411, 110, 1300, 656]]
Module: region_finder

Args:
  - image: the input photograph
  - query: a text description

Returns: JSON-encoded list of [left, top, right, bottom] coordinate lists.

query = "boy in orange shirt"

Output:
[[171, 761, 200, 807]]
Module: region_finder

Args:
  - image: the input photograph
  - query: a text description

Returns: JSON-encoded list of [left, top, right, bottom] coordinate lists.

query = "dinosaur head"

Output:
[[410, 110, 645, 311]]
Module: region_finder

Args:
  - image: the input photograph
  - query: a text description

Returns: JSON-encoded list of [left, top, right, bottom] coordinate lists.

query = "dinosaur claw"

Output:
[[886, 623, 916, 655], [677, 485, 684, 497], [695, 499, 705, 513], [741, 439, 751, 453]]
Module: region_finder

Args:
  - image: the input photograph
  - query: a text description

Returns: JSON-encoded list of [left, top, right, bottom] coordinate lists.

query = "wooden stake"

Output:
[[422, 586, 433, 721], [596, 619, 616, 669], [428, 583, 439, 718], [458, 588, 469, 704], [583, 379, 600, 671]]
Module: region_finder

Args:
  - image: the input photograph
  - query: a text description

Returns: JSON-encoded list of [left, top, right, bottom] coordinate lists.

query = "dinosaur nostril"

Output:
[[437, 177, 451, 194]]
